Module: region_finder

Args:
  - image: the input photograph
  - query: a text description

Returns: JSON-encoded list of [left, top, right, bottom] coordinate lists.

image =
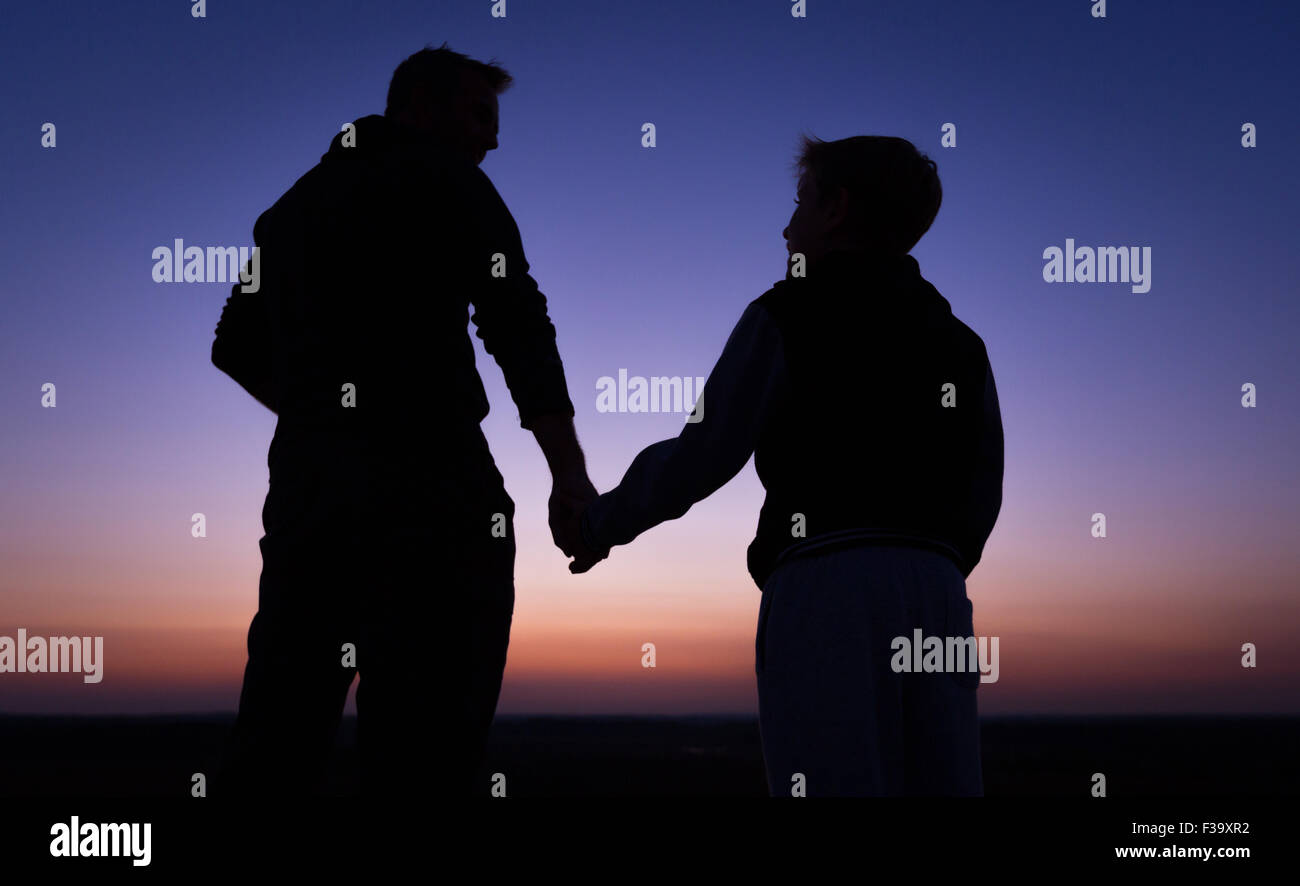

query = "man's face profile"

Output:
[[400, 69, 499, 167], [445, 70, 499, 166]]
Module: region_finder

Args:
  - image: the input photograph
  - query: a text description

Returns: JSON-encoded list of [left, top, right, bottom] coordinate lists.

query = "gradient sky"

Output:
[[1, 0, 1298, 716]]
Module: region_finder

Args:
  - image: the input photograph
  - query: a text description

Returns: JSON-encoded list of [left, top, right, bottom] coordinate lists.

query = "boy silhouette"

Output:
[[568, 135, 1004, 796]]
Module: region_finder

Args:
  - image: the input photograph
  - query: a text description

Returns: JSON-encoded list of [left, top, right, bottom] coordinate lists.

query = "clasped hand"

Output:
[[547, 470, 607, 573]]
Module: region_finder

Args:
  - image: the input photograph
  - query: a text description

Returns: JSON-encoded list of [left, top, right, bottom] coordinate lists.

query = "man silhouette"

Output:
[[212, 44, 596, 797], [566, 135, 1003, 796]]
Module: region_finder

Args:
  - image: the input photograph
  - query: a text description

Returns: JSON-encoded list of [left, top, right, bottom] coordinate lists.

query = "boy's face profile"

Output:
[[783, 172, 850, 266], [782, 173, 813, 260]]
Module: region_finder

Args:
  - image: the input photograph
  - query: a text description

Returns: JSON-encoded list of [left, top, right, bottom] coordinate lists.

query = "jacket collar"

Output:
[[806, 248, 919, 281], [798, 248, 951, 316]]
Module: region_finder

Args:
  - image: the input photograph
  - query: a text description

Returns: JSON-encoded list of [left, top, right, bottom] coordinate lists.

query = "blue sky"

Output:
[[2, 0, 1297, 714]]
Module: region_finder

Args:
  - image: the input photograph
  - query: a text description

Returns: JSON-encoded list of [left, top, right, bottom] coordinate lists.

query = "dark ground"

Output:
[[1, 714, 1295, 797]]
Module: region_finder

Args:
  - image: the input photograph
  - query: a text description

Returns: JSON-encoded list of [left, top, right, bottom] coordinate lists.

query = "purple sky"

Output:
[[1, 0, 1298, 715]]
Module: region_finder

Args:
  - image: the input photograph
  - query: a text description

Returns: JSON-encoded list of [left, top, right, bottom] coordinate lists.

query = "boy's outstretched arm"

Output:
[[572, 301, 789, 573]]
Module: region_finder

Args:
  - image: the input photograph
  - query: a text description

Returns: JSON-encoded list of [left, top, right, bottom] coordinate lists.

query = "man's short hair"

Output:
[[795, 134, 942, 256], [385, 43, 513, 117]]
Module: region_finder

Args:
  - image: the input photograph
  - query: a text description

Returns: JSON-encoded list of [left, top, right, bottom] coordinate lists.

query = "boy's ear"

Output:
[[827, 185, 852, 227]]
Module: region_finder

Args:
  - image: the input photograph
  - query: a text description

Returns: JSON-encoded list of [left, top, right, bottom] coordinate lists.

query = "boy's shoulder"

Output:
[[750, 274, 809, 321]]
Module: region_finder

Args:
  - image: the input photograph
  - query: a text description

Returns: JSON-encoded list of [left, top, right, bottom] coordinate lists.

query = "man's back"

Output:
[[261, 116, 507, 437], [214, 115, 574, 479]]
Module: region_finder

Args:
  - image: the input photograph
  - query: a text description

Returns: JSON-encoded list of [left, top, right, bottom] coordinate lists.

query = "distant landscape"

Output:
[[2, 715, 1296, 797]]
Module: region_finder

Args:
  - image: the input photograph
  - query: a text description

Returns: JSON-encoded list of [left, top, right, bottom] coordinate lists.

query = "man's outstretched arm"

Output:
[[457, 167, 595, 555], [459, 166, 575, 431]]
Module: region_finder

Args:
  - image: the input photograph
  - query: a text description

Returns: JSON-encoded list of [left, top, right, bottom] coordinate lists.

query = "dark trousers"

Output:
[[219, 422, 516, 798], [756, 544, 984, 796]]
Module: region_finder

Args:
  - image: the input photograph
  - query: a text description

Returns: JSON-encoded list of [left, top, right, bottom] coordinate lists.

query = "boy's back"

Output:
[[749, 249, 1003, 588]]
